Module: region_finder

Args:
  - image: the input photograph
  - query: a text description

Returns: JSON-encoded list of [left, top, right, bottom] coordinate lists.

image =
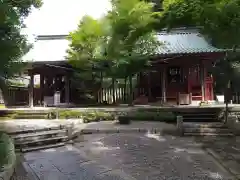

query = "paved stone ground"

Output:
[[15, 133, 234, 180], [196, 136, 240, 179]]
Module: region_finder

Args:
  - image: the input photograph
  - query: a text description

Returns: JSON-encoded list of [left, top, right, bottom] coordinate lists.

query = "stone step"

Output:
[[182, 118, 219, 122], [21, 142, 66, 152], [184, 132, 234, 136], [13, 129, 67, 142], [184, 127, 232, 133], [16, 136, 68, 146], [8, 126, 64, 135], [181, 113, 217, 116], [183, 122, 225, 128], [183, 117, 217, 120]]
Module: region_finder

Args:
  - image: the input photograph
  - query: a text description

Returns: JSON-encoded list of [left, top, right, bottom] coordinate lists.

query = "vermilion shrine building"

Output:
[[23, 28, 225, 107], [136, 28, 225, 105]]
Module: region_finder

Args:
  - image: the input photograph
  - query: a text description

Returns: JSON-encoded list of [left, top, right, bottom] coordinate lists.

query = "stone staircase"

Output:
[[177, 108, 234, 136], [183, 122, 234, 136], [9, 126, 70, 152]]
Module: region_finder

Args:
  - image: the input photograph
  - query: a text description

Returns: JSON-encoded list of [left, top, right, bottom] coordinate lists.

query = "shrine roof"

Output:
[[22, 35, 69, 62], [23, 28, 225, 63], [156, 28, 224, 55]]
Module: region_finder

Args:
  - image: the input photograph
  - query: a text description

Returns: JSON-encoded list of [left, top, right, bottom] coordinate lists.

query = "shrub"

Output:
[[52, 110, 115, 123]]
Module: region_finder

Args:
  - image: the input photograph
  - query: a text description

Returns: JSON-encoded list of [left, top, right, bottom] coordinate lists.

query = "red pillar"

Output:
[[200, 61, 205, 101]]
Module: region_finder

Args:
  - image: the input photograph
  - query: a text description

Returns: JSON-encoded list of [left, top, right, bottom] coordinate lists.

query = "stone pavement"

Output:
[[74, 134, 233, 180], [16, 133, 234, 180], [196, 136, 240, 179]]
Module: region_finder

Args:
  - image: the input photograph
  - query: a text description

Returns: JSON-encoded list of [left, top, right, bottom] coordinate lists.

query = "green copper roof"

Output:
[[156, 28, 223, 55]]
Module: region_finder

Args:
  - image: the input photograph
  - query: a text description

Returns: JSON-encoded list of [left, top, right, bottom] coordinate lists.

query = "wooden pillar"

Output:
[[29, 72, 34, 108], [40, 74, 44, 106], [147, 71, 152, 101], [65, 75, 70, 103], [161, 66, 166, 103], [200, 62, 205, 101]]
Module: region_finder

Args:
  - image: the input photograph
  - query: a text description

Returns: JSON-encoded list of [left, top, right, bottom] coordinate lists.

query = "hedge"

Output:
[[51, 110, 115, 123]]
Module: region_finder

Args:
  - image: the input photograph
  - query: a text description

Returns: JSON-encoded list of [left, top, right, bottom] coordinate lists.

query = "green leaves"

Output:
[[160, 0, 240, 48], [67, 0, 161, 79], [0, 0, 42, 78]]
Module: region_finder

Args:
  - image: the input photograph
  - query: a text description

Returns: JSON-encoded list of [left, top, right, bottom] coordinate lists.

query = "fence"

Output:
[[97, 87, 146, 104], [232, 92, 240, 104], [97, 87, 127, 104]]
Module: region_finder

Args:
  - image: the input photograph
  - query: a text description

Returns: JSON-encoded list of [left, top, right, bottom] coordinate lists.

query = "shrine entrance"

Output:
[[27, 61, 73, 107]]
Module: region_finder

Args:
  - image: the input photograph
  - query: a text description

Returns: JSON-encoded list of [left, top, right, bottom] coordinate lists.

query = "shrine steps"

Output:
[[176, 108, 234, 136], [10, 126, 70, 152], [183, 123, 234, 136]]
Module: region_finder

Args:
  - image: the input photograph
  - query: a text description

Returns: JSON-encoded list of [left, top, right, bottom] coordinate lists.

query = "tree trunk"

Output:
[[112, 77, 116, 104], [129, 74, 133, 105], [123, 77, 127, 103], [100, 71, 103, 103]]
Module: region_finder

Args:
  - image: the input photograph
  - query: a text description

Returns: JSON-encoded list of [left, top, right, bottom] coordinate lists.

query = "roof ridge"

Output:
[[37, 34, 68, 40]]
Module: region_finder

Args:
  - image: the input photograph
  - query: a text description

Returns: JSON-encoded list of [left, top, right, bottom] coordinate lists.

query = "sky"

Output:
[[23, 0, 111, 38]]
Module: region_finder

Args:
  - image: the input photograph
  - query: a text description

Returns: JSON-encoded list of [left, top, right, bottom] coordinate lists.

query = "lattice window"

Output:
[[168, 66, 184, 83]]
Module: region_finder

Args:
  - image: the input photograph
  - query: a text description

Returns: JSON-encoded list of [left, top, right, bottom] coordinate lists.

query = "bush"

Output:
[[53, 110, 115, 123], [0, 133, 15, 170]]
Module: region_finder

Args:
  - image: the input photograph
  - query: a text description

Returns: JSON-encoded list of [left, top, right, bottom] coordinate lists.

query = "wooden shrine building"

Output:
[[22, 28, 225, 107], [136, 28, 225, 105], [23, 35, 73, 107]]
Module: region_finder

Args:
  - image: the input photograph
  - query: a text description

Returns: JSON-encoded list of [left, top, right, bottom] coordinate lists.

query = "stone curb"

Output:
[[205, 148, 238, 179], [70, 127, 178, 137]]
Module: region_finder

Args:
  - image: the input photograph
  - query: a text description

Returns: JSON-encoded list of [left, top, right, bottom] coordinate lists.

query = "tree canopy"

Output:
[[0, 0, 42, 78], [67, 0, 161, 79], [158, 0, 240, 48]]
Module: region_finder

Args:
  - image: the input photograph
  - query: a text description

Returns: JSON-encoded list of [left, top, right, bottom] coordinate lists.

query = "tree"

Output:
[[67, 0, 161, 103], [0, 0, 42, 77], [0, 0, 42, 104]]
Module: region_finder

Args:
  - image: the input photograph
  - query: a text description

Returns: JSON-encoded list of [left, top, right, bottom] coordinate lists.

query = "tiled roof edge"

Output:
[[37, 34, 68, 40], [158, 26, 202, 35]]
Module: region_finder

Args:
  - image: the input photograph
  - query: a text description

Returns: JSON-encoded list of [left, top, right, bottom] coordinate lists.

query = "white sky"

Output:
[[23, 0, 111, 37]]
